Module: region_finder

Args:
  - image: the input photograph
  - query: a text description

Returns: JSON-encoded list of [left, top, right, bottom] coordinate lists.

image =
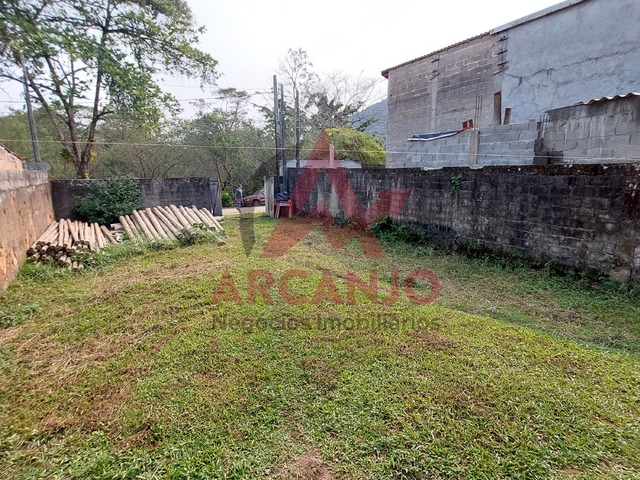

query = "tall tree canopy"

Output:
[[271, 48, 384, 165], [0, 0, 218, 177]]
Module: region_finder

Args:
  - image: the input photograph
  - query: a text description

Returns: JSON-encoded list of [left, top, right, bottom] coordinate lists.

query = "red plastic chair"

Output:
[[274, 200, 293, 218]]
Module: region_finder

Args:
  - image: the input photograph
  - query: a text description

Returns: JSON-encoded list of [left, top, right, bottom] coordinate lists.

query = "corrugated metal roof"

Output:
[[577, 92, 640, 105]]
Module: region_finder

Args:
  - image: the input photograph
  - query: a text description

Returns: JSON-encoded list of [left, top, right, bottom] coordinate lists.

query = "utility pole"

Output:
[[295, 89, 300, 169], [272, 75, 280, 177], [19, 51, 41, 163], [279, 83, 286, 191]]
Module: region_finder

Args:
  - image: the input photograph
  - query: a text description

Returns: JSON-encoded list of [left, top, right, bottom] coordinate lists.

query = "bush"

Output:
[[75, 177, 143, 225], [326, 127, 386, 167], [221, 191, 234, 208]]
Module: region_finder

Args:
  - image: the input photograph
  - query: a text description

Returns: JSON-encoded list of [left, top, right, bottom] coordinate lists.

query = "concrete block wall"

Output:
[[51, 177, 222, 221], [477, 122, 537, 166], [501, 0, 640, 124], [0, 169, 54, 290], [287, 164, 640, 284], [389, 123, 538, 169], [386, 34, 501, 166], [542, 96, 640, 164], [388, 131, 476, 169]]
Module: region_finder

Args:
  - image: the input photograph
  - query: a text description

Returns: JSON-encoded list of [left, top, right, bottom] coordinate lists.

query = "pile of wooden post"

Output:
[[27, 219, 119, 270], [26, 205, 223, 270], [118, 205, 223, 243]]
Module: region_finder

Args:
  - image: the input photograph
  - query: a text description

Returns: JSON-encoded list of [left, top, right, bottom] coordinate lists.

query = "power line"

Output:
[[0, 137, 637, 162], [0, 92, 272, 105]]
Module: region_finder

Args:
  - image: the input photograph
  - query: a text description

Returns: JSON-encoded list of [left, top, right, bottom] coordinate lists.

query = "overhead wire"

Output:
[[0, 137, 637, 162]]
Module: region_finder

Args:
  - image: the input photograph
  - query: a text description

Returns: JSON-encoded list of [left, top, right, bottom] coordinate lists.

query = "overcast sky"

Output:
[[174, 0, 563, 105], [1, 0, 563, 116]]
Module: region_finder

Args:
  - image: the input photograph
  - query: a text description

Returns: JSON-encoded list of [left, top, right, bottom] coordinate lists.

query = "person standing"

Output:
[[235, 184, 243, 213]]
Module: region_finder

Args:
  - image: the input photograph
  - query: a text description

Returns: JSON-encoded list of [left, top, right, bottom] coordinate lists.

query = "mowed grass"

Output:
[[0, 215, 639, 479]]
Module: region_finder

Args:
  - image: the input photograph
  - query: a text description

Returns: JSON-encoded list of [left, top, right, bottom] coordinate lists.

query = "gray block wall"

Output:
[[389, 123, 538, 169], [51, 177, 222, 221], [542, 96, 640, 164], [388, 131, 476, 169], [383, 0, 640, 168], [385, 34, 501, 166], [500, 0, 640, 124], [287, 164, 640, 284], [477, 123, 537, 166]]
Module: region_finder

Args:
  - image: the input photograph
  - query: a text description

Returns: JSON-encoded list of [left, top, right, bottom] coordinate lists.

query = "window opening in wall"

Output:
[[493, 91, 502, 125]]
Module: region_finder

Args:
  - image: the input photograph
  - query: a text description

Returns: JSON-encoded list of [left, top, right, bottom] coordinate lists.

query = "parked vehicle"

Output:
[[242, 189, 265, 206]]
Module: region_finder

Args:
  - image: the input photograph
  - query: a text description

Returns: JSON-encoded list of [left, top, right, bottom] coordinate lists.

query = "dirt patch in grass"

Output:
[[273, 448, 333, 479], [301, 358, 337, 391], [559, 467, 583, 477], [399, 329, 456, 355]]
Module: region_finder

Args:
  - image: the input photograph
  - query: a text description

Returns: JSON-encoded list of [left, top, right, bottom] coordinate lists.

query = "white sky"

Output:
[[177, 0, 563, 105], [1, 0, 563, 117]]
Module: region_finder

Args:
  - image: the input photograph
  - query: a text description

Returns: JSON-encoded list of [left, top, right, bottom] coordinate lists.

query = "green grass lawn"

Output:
[[1, 215, 638, 479]]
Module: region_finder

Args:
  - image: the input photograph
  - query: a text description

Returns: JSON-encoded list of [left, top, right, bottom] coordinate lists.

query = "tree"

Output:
[[308, 71, 380, 133], [182, 89, 270, 191], [0, 108, 76, 178], [277, 48, 317, 107], [271, 49, 383, 161], [0, 0, 218, 178], [325, 127, 386, 167]]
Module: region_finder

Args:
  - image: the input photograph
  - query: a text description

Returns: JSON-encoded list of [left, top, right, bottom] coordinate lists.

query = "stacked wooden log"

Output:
[[118, 205, 223, 243], [26, 219, 118, 270], [26, 206, 223, 270]]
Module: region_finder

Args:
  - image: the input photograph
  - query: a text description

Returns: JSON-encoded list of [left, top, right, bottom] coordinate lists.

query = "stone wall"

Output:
[[51, 177, 222, 221], [541, 95, 640, 164], [0, 169, 54, 290], [287, 164, 640, 283]]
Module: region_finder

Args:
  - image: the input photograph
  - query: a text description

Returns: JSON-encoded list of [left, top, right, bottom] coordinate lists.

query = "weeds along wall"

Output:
[[0, 166, 54, 290], [51, 177, 223, 220], [287, 164, 640, 284]]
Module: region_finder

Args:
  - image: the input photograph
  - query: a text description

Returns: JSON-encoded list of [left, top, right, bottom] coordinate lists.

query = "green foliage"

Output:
[[221, 191, 234, 208], [0, 0, 218, 178], [0, 301, 40, 328], [326, 127, 386, 167], [0, 109, 78, 178], [449, 174, 462, 195], [74, 177, 142, 225], [0, 216, 639, 478], [177, 225, 224, 247]]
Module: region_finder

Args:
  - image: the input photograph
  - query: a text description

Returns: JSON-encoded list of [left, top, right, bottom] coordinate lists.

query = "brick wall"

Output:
[[541, 95, 640, 164], [0, 169, 54, 290], [287, 164, 640, 284], [50, 177, 222, 221]]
